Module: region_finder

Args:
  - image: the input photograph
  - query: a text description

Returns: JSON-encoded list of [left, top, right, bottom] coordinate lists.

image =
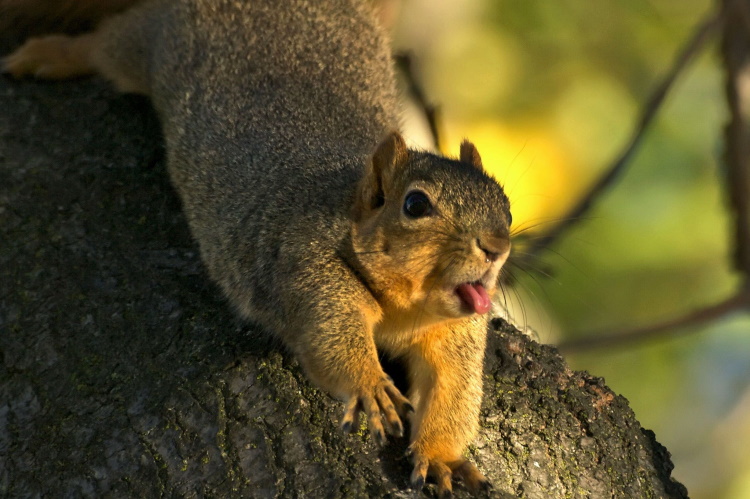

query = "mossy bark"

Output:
[[0, 55, 687, 498]]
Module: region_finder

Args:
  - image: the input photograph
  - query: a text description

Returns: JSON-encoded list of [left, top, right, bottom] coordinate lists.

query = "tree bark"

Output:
[[0, 51, 688, 498]]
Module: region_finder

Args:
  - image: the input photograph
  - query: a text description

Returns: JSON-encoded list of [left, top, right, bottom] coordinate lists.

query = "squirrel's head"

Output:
[[351, 132, 512, 322]]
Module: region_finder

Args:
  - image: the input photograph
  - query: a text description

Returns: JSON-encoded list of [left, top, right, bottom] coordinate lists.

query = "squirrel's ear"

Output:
[[355, 132, 409, 217], [372, 131, 409, 180], [460, 140, 483, 170]]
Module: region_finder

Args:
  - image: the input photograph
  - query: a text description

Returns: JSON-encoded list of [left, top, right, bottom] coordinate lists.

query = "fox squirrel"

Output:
[[2, 0, 512, 494]]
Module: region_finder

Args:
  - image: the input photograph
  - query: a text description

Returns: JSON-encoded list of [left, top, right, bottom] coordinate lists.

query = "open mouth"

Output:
[[455, 281, 491, 315]]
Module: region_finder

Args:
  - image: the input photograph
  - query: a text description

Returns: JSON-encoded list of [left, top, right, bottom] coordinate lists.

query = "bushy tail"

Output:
[[0, 0, 144, 33]]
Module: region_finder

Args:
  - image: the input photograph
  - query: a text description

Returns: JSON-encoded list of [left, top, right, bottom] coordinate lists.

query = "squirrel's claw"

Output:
[[410, 453, 428, 491], [408, 450, 491, 497], [340, 397, 360, 434], [383, 379, 414, 418], [432, 460, 454, 497], [340, 376, 409, 444], [453, 459, 492, 494], [409, 453, 456, 497], [375, 384, 405, 437]]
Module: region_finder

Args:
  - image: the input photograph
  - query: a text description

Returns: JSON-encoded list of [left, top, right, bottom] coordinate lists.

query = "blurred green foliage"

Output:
[[394, 1, 750, 497]]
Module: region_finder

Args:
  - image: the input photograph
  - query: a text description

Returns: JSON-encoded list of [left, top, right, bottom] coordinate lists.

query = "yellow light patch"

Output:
[[445, 121, 578, 232]]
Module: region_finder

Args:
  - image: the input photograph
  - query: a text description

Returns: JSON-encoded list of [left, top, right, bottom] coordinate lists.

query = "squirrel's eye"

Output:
[[403, 191, 432, 218]]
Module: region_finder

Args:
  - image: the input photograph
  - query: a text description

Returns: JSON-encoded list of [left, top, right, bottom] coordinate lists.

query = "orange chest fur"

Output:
[[373, 303, 463, 356]]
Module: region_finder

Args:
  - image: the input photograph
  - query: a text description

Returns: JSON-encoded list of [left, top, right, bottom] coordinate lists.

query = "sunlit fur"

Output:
[[349, 134, 512, 469]]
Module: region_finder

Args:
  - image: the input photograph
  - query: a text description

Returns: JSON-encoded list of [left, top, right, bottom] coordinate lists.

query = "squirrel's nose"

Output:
[[476, 238, 501, 262], [474, 234, 510, 263]]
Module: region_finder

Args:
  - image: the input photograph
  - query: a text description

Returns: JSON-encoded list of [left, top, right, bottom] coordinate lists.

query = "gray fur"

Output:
[[99, 0, 399, 331]]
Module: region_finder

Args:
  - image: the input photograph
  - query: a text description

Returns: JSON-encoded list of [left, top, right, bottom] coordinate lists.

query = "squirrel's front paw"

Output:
[[340, 376, 413, 445], [408, 446, 491, 497]]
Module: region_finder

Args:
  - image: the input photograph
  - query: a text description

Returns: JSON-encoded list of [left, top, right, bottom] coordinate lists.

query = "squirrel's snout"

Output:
[[477, 239, 500, 262], [475, 236, 510, 263]]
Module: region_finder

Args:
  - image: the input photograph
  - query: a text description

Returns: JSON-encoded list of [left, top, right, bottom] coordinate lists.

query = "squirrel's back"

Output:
[[111, 0, 398, 155], [131, 2, 392, 214], [93, 0, 401, 298]]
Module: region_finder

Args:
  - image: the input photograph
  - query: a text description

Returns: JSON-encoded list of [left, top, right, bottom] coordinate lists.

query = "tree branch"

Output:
[[721, 0, 750, 283], [394, 52, 443, 152], [521, 11, 723, 262], [557, 288, 750, 352]]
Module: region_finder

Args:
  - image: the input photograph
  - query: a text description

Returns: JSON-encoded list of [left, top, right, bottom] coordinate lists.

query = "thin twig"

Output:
[[557, 288, 750, 353], [721, 0, 750, 283], [394, 52, 443, 152], [522, 11, 724, 262]]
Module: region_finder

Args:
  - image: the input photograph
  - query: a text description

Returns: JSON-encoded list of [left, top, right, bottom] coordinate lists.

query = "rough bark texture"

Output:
[[0, 48, 688, 498]]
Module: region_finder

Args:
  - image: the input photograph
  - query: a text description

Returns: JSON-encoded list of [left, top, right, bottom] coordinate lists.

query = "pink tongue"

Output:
[[456, 283, 491, 315]]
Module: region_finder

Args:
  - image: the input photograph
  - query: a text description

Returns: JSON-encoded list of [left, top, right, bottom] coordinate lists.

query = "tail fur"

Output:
[[0, 0, 143, 33]]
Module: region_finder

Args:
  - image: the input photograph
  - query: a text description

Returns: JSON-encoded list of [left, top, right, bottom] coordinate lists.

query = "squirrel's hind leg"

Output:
[[3, 19, 149, 94], [3, 33, 98, 80]]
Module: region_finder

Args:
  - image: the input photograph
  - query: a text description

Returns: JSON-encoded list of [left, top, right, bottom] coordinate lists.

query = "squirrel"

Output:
[[2, 0, 512, 494]]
